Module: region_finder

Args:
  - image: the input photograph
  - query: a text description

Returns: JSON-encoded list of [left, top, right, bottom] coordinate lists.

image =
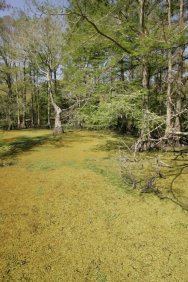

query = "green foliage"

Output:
[[0, 0, 187, 144], [74, 86, 164, 134]]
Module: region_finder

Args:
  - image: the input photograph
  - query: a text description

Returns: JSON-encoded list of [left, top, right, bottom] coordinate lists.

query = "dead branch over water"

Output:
[[118, 143, 188, 211]]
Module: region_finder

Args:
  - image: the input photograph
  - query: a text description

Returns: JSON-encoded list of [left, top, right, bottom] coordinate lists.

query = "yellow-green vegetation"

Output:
[[0, 130, 188, 281]]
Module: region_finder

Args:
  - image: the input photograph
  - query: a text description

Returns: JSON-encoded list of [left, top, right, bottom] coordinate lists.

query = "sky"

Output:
[[0, 0, 27, 16], [7, 0, 26, 8], [0, 0, 67, 17]]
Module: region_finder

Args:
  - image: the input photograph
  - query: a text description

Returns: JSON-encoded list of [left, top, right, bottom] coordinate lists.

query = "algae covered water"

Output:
[[0, 130, 188, 281]]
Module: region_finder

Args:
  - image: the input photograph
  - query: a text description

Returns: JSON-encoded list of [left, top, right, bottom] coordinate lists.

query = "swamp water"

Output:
[[0, 130, 188, 281]]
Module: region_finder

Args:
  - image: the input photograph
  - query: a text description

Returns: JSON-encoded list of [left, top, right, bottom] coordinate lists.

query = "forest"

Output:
[[0, 0, 187, 150], [0, 1, 188, 281]]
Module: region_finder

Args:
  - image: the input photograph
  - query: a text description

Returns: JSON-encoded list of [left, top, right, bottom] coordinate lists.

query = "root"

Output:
[[119, 148, 188, 211], [133, 138, 160, 152], [133, 133, 188, 152]]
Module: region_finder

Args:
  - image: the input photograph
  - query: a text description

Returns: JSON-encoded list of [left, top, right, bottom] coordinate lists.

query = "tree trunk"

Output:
[[16, 91, 20, 129], [141, 61, 150, 139], [15, 67, 21, 128], [30, 68, 35, 127], [174, 0, 184, 134], [135, 0, 151, 151], [21, 59, 27, 129], [47, 70, 63, 134], [2, 54, 13, 130], [47, 89, 51, 128], [54, 106, 62, 134], [36, 71, 40, 127], [6, 74, 13, 130], [140, 0, 149, 137], [165, 0, 173, 137], [54, 68, 57, 97]]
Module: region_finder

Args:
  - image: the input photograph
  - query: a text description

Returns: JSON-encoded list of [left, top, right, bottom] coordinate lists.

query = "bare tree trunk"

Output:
[[135, 0, 151, 151], [16, 90, 20, 128], [165, 0, 173, 137], [6, 74, 13, 130], [174, 0, 184, 134], [37, 92, 40, 127], [54, 68, 57, 97], [36, 71, 40, 127], [21, 59, 27, 129], [141, 61, 150, 137], [3, 55, 13, 130], [47, 89, 51, 128], [15, 67, 20, 128], [30, 68, 35, 127], [47, 69, 63, 134], [140, 0, 149, 137]]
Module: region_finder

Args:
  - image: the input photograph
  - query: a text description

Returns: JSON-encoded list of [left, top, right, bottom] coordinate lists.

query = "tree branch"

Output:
[[75, 0, 131, 54]]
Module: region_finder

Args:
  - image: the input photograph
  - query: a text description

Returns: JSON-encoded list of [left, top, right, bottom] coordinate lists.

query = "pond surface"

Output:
[[0, 130, 188, 281]]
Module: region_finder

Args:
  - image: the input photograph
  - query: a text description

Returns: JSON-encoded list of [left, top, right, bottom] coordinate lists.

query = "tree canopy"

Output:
[[0, 0, 187, 150]]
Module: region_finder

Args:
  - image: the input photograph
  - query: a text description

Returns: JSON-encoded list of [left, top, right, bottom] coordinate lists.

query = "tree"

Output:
[[0, 16, 16, 129], [15, 14, 65, 133], [62, 0, 188, 149], [0, 0, 187, 149]]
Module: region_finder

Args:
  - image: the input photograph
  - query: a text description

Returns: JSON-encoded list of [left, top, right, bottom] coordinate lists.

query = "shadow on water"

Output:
[[94, 137, 134, 152], [0, 130, 109, 162], [0, 134, 63, 160]]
